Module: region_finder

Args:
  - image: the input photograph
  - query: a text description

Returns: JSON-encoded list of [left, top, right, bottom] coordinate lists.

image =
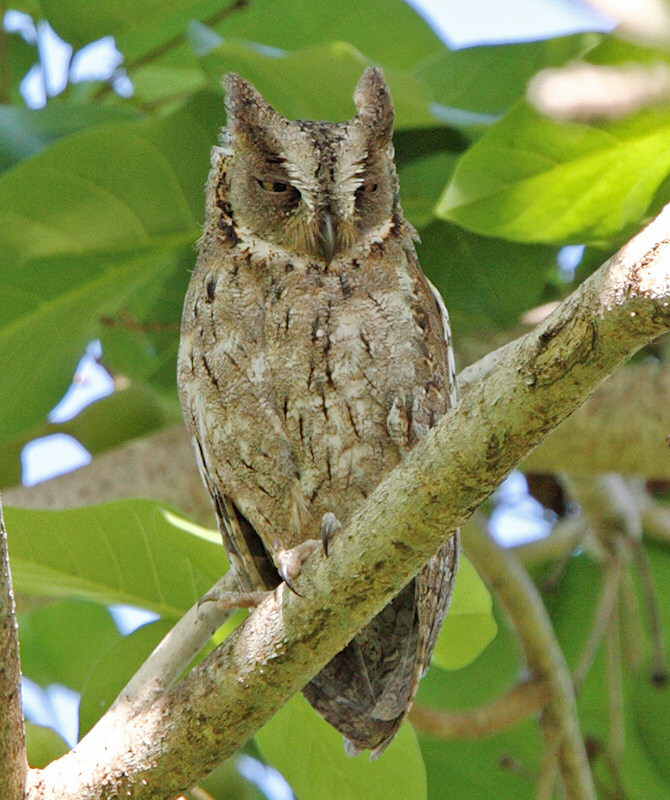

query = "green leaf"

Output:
[[437, 102, 670, 244], [0, 240, 190, 447], [5, 500, 226, 615], [18, 599, 121, 690], [417, 221, 558, 334], [416, 35, 596, 117], [631, 665, 670, 787], [399, 152, 458, 229], [431, 555, 497, 671], [199, 39, 437, 129], [56, 381, 181, 456], [25, 722, 70, 768], [5, 30, 37, 105], [0, 104, 141, 173], [419, 720, 540, 800], [78, 619, 173, 735], [419, 606, 521, 711], [0, 92, 222, 444], [256, 693, 426, 800]]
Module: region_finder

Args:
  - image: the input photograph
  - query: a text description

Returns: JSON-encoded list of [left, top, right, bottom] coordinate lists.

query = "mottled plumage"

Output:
[[178, 68, 459, 756]]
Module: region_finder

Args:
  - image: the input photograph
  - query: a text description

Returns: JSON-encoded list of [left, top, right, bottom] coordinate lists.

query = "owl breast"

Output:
[[260, 238, 450, 543]]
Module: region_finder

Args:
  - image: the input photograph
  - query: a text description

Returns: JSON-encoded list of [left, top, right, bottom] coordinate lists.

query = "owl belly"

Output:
[[265, 275, 426, 540]]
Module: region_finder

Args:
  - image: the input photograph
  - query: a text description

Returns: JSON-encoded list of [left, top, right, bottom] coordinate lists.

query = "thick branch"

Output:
[[24, 203, 670, 799], [0, 495, 28, 799]]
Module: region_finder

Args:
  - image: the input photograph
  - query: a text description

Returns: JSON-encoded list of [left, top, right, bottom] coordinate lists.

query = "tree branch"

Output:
[[22, 201, 670, 799], [463, 519, 595, 800], [409, 678, 550, 740], [0, 494, 28, 799]]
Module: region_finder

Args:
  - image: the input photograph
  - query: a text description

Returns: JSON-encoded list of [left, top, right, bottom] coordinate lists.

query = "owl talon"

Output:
[[199, 588, 271, 611], [320, 512, 342, 556], [273, 538, 321, 595]]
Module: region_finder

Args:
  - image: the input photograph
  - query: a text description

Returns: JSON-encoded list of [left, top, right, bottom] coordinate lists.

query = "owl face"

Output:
[[223, 68, 399, 263]]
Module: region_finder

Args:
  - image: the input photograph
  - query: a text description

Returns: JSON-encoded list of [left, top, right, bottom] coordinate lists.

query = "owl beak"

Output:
[[318, 211, 337, 264]]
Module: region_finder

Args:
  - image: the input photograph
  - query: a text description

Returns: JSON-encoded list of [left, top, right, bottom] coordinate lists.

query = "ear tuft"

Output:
[[353, 67, 394, 145], [223, 73, 281, 133]]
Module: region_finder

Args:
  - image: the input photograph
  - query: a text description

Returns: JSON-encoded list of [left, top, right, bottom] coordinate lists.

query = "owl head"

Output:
[[222, 68, 399, 263]]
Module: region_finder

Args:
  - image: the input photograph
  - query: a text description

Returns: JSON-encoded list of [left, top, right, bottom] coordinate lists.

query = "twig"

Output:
[[514, 517, 587, 569], [606, 609, 627, 798], [110, 573, 237, 716], [0, 495, 28, 799], [573, 561, 621, 694], [464, 518, 596, 800], [409, 678, 550, 740], [24, 199, 670, 799], [93, 0, 248, 100], [629, 538, 668, 683], [619, 567, 643, 671]]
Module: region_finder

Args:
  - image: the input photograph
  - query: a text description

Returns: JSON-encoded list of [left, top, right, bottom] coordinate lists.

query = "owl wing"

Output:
[[363, 277, 460, 754], [178, 254, 309, 595], [303, 272, 460, 757]]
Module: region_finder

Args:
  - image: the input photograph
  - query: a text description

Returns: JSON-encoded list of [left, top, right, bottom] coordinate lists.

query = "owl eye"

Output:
[[257, 179, 292, 193], [360, 182, 378, 194]]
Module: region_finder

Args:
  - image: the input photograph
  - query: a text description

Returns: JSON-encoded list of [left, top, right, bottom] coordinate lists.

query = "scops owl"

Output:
[[178, 67, 459, 757]]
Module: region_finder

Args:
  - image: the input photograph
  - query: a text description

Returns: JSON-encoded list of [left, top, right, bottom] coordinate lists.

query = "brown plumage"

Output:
[[177, 68, 459, 757]]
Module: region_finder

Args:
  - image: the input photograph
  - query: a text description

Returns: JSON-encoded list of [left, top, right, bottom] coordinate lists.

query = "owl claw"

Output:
[[273, 538, 321, 595], [320, 512, 342, 556], [199, 588, 271, 611]]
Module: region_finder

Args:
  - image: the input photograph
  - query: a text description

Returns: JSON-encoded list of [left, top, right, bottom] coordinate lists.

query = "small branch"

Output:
[[573, 561, 621, 694], [409, 677, 549, 740], [606, 610, 626, 790], [93, 0, 248, 100], [514, 516, 587, 569], [3, 426, 214, 526], [463, 519, 596, 800], [110, 573, 237, 715], [619, 567, 643, 671], [0, 494, 28, 799], [629, 538, 668, 683]]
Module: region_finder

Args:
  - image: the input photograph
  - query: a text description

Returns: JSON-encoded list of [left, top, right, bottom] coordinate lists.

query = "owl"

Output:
[[178, 67, 459, 757]]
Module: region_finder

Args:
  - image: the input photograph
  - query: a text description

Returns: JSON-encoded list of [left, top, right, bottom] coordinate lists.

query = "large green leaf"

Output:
[[398, 152, 459, 229], [256, 693, 426, 800], [78, 619, 173, 735], [431, 555, 497, 671], [0, 240, 190, 447], [0, 104, 141, 173], [437, 102, 670, 244], [25, 722, 70, 768], [416, 35, 597, 117], [18, 599, 121, 690], [0, 92, 222, 445], [38, 0, 442, 71], [417, 220, 558, 334], [198, 39, 437, 129], [5, 501, 227, 615], [419, 720, 540, 800]]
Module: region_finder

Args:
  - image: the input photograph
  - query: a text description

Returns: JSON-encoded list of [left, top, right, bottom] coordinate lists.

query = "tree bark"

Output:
[[0, 495, 28, 799]]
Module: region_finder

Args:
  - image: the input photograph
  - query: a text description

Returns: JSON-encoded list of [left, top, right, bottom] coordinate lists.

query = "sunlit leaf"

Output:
[[5, 500, 227, 615], [431, 555, 497, 671], [438, 103, 670, 243]]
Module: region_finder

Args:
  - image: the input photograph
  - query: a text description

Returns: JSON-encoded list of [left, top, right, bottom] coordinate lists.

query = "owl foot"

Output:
[[273, 538, 322, 596], [320, 512, 342, 556], [199, 588, 272, 611]]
